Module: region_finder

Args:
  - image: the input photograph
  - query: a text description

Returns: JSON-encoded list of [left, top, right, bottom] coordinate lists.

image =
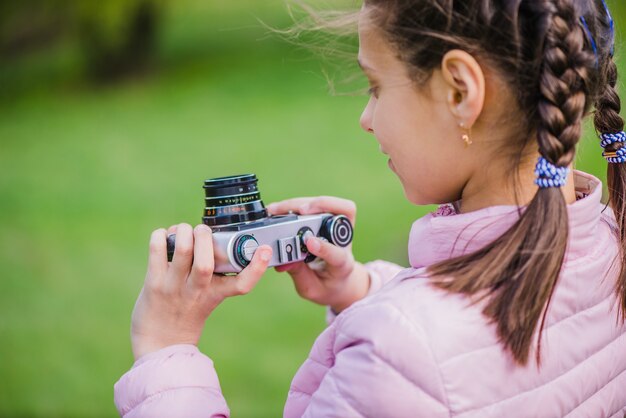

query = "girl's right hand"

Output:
[[266, 196, 370, 314]]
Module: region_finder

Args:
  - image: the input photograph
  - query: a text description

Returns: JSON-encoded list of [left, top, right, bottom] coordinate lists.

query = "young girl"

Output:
[[114, 0, 626, 416]]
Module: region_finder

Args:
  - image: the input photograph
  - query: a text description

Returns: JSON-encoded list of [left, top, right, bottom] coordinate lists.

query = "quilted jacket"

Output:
[[114, 169, 626, 417]]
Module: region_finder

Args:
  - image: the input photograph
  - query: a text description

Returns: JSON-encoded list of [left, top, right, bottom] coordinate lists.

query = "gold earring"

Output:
[[459, 122, 472, 147]]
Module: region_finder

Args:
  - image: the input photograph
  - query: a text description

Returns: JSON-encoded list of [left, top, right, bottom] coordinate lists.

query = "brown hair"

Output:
[[289, 0, 624, 365]]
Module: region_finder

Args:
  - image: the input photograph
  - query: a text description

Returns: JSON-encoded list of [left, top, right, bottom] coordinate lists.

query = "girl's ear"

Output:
[[440, 49, 486, 128]]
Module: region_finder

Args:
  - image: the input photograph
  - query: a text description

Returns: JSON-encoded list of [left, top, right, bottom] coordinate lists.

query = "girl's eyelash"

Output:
[[367, 86, 379, 97]]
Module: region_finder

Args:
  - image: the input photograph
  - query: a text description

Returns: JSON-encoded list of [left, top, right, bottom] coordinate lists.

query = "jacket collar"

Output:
[[408, 170, 606, 268]]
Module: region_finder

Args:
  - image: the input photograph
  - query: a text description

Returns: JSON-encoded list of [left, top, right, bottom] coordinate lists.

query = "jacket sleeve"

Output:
[[114, 344, 229, 418], [326, 260, 405, 325], [303, 302, 449, 418]]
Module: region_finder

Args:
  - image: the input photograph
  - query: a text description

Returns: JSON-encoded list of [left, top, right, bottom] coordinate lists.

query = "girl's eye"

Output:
[[367, 86, 379, 98]]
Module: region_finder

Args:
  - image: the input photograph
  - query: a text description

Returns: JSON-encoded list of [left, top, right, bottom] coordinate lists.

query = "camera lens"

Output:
[[203, 174, 268, 227]]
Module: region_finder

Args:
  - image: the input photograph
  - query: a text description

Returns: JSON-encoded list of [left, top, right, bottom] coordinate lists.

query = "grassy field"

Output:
[[0, 1, 624, 417]]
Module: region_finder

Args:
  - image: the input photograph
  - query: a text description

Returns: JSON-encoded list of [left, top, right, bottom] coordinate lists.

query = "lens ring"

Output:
[[204, 184, 259, 198], [202, 174, 268, 227], [205, 191, 261, 208], [204, 174, 256, 187]]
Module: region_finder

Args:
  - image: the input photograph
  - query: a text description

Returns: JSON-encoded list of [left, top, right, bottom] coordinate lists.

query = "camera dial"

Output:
[[233, 235, 259, 267], [320, 215, 353, 247]]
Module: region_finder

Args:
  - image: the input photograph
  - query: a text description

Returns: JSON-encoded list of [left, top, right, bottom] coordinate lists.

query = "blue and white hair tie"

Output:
[[599, 131, 626, 148], [602, 146, 626, 163], [534, 156, 569, 188]]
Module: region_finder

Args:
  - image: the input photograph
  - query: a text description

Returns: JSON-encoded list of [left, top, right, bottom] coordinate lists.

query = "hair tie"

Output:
[[534, 156, 569, 188], [579, 16, 599, 69], [599, 131, 626, 148], [602, 146, 626, 163], [598, 131, 626, 163]]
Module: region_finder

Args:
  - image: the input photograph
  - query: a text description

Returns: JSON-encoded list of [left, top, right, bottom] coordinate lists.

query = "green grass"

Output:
[[0, 1, 624, 417]]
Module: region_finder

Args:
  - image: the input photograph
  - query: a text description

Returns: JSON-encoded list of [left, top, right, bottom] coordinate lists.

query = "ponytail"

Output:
[[594, 56, 626, 319], [428, 0, 595, 366]]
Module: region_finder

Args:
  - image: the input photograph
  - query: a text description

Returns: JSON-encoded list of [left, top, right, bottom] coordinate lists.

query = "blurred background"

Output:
[[0, 1, 624, 416]]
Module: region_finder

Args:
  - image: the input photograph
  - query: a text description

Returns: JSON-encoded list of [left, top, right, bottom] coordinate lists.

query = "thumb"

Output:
[[219, 245, 273, 297], [304, 236, 350, 269]]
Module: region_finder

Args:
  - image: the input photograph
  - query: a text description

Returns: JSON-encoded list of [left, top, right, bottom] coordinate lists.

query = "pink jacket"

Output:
[[114, 170, 626, 417]]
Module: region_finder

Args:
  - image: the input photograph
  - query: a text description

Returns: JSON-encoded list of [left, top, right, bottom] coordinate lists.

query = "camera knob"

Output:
[[233, 234, 259, 267], [297, 227, 317, 263], [320, 215, 353, 247], [301, 230, 315, 245]]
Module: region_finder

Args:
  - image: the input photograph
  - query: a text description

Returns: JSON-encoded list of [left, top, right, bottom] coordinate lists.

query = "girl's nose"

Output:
[[360, 97, 375, 133]]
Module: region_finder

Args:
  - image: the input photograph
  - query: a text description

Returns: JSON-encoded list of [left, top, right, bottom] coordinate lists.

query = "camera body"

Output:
[[166, 174, 353, 273], [168, 212, 353, 273]]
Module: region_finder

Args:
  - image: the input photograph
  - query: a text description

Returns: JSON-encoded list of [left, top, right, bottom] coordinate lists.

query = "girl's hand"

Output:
[[266, 197, 370, 314], [130, 223, 273, 361]]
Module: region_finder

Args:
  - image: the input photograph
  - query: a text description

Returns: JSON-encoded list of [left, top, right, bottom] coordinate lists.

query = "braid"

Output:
[[595, 58, 623, 137], [489, 0, 595, 364], [430, 0, 597, 365], [510, 0, 598, 361], [594, 56, 626, 317], [537, 0, 594, 168]]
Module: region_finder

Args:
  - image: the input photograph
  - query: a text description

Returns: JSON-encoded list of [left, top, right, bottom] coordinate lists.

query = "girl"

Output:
[[114, 0, 626, 416]]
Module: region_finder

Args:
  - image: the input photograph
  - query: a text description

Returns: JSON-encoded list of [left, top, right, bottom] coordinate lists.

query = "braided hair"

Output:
[[360, 0, 619, 365], [592, 2, 626, 319]]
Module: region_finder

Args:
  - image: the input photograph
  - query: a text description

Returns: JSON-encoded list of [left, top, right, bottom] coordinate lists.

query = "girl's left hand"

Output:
[[130, 223, 273, 361]]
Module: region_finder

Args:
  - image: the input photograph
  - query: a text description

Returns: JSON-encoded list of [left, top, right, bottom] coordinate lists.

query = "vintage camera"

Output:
[[166, 174, 353, 273]]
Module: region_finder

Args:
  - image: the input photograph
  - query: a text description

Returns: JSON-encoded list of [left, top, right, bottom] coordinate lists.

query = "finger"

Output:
[[274, 261, 304, 273], [305, 235, 350, 268], [271, 257, 326, 301], [304, 196, 356, 225], [219, 245, 273, 297], [267, 196, 356, 226], [189, 224, 214, 289], [169, 223, 194, 285], [282, 262, 326, 302], [266, 197, 316, 215], [147, 228, 168, 280]]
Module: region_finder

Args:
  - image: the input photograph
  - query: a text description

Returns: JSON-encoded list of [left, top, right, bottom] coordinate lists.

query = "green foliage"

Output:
[[72, 0, 159, 45]]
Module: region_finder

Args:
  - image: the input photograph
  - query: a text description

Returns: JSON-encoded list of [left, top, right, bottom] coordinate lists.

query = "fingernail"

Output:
[[306, 236, 320, 252], [260, 250, 272, 262], [299, 204, 310, 213], [197, 224, 211, 232], [266, 203, 276, 212]]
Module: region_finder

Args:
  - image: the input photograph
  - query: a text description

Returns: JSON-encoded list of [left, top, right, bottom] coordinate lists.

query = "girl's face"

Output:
[[357, 10, 578, 213], [357, 19, 482, 206]]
